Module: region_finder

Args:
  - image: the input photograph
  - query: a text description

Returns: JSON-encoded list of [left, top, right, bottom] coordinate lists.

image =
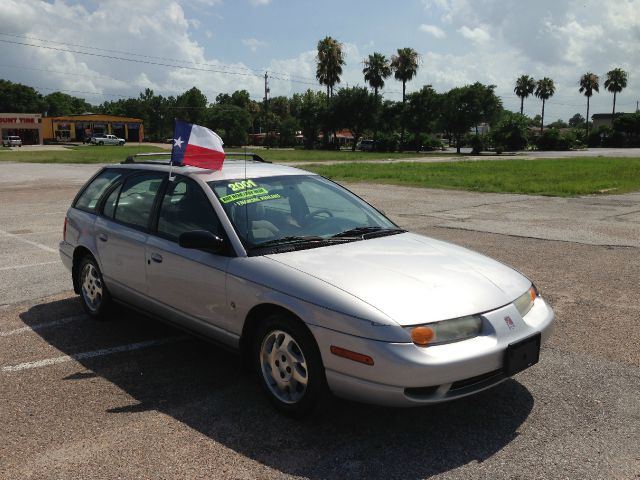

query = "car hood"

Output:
[[265, 232, 530, 325]]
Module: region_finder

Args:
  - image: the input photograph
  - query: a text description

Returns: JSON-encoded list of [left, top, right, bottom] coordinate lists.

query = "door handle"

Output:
[[150, 253, 163, 263], [98, 233, 108, 242]]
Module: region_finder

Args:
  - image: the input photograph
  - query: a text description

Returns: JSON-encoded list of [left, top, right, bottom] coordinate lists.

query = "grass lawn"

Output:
[[225, 148, 458, 162], [304, 157, 640, 197], [0, 145, 166, 163]]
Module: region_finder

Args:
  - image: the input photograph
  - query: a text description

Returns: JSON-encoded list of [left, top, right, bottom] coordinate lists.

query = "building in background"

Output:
[[41, 114, 144, 143], [0, 113, 43, 145]]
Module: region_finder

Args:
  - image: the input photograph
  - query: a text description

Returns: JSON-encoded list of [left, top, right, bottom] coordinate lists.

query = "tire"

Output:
[[253, 314, 328, 416], [78, 255, 112, 320], [98, 141, 104, 146]]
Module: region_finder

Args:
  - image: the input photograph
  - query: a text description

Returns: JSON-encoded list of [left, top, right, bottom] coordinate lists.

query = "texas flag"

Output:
[[171, 120, 225, 170]]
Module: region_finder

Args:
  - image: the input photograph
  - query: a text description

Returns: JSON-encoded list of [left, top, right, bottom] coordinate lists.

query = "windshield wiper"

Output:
[[331, 226, 407, 239], [251, 235, 325, 249]]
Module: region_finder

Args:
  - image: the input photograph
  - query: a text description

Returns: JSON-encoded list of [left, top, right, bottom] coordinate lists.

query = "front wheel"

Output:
[[254, 314, 328, 416], [78, 255, 112, 320]]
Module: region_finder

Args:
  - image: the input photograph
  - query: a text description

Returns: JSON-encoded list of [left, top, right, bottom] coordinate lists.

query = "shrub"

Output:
[[490, 112, 530, 151]]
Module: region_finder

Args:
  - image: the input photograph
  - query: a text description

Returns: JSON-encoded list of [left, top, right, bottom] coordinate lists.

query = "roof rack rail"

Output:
[[122, 152, 171, 164], [225, 152, 270, 163], [122, 151, 270, 164]]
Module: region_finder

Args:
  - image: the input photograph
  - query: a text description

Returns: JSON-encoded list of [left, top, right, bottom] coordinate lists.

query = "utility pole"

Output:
[[264, 72, 270, 149]]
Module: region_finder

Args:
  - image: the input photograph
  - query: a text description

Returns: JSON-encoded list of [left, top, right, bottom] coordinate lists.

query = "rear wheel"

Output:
[[78, 255, 112, 320], [254, 314, 327, 416]]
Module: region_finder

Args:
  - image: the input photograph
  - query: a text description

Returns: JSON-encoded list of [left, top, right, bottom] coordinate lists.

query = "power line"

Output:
[[0, 38, 263, 78], [0, 31, 320, 84]]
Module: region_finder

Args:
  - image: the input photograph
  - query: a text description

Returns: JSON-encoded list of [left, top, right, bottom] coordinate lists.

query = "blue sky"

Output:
[[1, 0, 639, 121]]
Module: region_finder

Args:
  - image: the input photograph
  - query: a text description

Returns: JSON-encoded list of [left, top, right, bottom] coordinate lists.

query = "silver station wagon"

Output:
[[60, 153, 554, 415]]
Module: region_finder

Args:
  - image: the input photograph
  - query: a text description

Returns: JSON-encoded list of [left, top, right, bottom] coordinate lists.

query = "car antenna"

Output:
[[243, 142, 249, 242]]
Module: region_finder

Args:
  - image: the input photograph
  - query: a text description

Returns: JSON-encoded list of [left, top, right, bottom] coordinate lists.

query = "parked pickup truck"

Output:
[[90, 134, 125, 146]]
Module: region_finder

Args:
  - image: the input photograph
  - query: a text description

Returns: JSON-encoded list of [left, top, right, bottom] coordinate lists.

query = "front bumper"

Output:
[[310, 297, 555, 407]]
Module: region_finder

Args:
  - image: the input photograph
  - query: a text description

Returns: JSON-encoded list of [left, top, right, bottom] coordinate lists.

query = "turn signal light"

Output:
[[411, 326, 434, 346], [330, 346, 374, 366], [63, 216, 68, 241], [529, 286, 537, 302]]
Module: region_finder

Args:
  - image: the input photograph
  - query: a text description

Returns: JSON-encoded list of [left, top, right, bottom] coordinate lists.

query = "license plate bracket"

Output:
[[504, 333, 541, 376]]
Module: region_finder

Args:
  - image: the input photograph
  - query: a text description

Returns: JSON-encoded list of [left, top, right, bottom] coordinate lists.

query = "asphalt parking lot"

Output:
[[0, 162, 638, 479]]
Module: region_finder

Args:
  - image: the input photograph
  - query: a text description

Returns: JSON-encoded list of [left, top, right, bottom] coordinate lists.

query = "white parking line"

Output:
[[0, 228, 57, 253], [0, 314, 86, 337], [1, 336, 187, 373], [0, 261, 60, 272]]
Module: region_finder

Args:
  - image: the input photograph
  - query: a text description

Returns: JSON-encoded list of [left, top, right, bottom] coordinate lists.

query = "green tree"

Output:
[[604, 68, 628, 124], [534, 77, 555, 134], [0, 79, 45, 113], [175, 87, 208, 125], [290, 89, 327, 149], [568, 113, 586, 128], [579, 72, 599, 136], [390, 48, 419, 103], [440, 86, 477, 153], [43, 92, 92, 116], [439, 83, 501, 153], [490, 111, 530, 151], [403, 85, 440, 151], [331, 86, 379, 151], [362, 52, 391, 142], [468, 82, 502, 132], [207, 104, 251, 146], [363, 52, 392, 99], [278, 116, 300, 147], [316, 36, 345, 99], [514, 75, 536, 115]]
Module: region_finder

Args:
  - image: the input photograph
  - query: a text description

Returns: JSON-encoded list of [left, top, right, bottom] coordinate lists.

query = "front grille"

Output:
[[449, 369, 505, 394], [404, 369, 506, 400]]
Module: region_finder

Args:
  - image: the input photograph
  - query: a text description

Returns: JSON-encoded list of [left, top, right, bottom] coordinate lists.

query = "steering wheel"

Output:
[[303, 209, 334, 225]]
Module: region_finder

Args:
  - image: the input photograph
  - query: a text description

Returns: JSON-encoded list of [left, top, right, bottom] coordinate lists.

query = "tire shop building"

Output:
[[41, 114, 144, 143], [0, 113, 43, 145]]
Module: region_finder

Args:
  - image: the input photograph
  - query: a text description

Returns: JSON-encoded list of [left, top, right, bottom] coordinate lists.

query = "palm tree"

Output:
[[604, 68, 628, 125], [363, 52, 391, 99], [390, 47, 419, 103], [579, 72, 599, 137], [316, 36, 345, 100], [514, 75, 536, 115], [534, 77, 555, 134]]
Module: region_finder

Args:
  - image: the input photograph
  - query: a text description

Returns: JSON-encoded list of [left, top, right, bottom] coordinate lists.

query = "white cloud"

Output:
[[0, 0, 260, 103], [419, 24, 446, 39], [242, 38, 267, 53], [457, 25, 490, 44], [250, 0, 271, 6]]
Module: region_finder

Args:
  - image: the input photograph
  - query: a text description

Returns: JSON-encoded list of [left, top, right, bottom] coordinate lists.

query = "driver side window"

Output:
[[157, 177, 222, 242]]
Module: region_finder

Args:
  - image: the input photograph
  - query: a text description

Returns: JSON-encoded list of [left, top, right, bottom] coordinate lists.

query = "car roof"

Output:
[[108, 159, 315, 181]]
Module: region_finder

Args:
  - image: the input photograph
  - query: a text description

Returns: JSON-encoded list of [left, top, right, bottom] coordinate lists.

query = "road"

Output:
[[0, 163, 638, 479]]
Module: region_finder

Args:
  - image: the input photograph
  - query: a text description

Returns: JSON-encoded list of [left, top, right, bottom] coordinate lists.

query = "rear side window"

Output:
[[74, 169, 123, 212], [113, 173, 164, 230]]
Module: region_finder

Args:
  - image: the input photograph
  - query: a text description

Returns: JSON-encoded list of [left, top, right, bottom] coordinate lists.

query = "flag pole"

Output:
[[169, 118, 176, 182]]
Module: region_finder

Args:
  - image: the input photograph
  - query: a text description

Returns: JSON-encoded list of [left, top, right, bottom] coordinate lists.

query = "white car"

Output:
[[59, 153, 554, 415], [90, 134, 125, 146], [2, 135, 22, 147]]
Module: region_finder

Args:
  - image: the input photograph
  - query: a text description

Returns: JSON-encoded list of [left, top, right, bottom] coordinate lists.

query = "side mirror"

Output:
[[179, 230, 225, 253]]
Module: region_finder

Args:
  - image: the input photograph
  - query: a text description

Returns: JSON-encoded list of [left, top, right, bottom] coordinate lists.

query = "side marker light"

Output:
[[330, 346, 374, 366]]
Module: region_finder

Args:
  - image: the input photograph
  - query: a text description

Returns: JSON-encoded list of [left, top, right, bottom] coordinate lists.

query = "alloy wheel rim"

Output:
[[81, 263, 103, 313], [260, 330, 308, 404]]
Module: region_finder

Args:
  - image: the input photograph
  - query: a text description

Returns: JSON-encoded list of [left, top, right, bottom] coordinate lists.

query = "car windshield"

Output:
[[208, 174, 400, 250]]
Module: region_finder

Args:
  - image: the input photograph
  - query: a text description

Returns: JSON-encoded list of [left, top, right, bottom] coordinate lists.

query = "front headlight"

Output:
[[513, 285, 538, 317], [406, 315, 482, 347]]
